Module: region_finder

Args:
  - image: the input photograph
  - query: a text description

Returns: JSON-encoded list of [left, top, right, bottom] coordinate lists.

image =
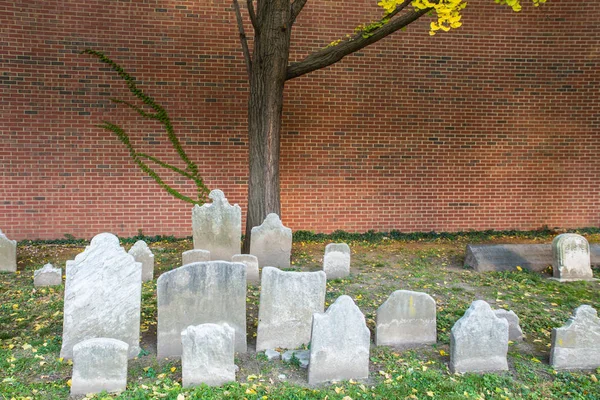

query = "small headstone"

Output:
[[0, 228, 17, 272], [550, 305, 600, 370], [70, 338, 128, 395], [181, 323, 236, 387], [157, 261, 247, 357], [494, 309, 524, 341], [256, 267, 326, 351], [128, 240, 154, 282], [192, 189, 241, 261], [552, 233, 594, 281], [33, 263, 62, 287], [232, 254, 259, 284], [265, 349, 281, 361], [450, 300, 508, 374], [182, 249, 211, 265], [282, 349, 310, 368], [323, 243, 351, 279], [61, 233, 142, 359], [308, 295, 370, 384], [250, 213, 292, 269], [376, 290, 436, 346]]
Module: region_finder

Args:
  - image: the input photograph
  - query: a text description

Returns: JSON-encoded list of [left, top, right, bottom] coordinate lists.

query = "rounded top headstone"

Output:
[[90, 233, 120, 249]]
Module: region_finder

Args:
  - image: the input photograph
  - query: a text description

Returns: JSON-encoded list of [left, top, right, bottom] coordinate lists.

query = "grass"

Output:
[[1, 231, 600, 399]]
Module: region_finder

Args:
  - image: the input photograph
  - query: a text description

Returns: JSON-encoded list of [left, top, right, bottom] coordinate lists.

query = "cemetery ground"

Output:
[[1, 230, 600, 399]]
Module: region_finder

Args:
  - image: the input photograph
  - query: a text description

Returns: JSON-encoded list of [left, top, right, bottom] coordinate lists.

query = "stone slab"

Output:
[[34, 263, 62, 286], [552, 234, 593, 281], [282, 349, 310, 368], [494, 309, 524, 341], [232, 254, 259, 284], [182, 249, 210, 265], [250, 213, 292, 269], [0, 228, 17, 272], [323, 243, 351, 280], [71, 338, 128, 395], [550, 305, 600, 370], [128, 240, 154, 282]]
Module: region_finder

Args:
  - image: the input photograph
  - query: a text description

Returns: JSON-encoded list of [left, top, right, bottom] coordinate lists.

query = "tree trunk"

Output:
[[242, 1, 292, 253]]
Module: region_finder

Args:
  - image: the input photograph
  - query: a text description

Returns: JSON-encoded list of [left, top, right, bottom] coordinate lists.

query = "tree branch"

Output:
[[286, 6, 432, 81], [247, 0, 258, 31], [233, 0, 252, 79], [290, 0, 308, 25]]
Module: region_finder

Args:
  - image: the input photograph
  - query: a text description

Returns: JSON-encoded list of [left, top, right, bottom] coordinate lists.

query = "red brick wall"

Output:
[[1, 0, 599, 240]]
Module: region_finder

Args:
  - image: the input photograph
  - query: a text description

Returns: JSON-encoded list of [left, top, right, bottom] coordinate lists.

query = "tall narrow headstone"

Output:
[[250, 213, 292, 268], [61, 233, 142, 359], [232, 254, 260, 284], [552, 233, 594, 281], [34, 263, 62, 287], [182, 249, 210, 265], [128, 240, 154, 282], [157, 261, 247, 357], [256, 267, 326, 351], [323, 243, 351, 279], [550, 305, 600, 370], [308, 295, 370, 384], [0, 228, 17, 272], [192, 189, 241, 261]]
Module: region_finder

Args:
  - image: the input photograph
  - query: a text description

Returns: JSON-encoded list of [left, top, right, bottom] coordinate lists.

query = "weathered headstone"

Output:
[[128, 240, 154, 282], [323, 243, 351, 279], [550, 305, 600, 370], [450, 300, 508, 373], [181, 323, 236, 387], [157, 261, 247, 357], [494, 309, 524, 341], [308, 295, 370, 384], [61, 233, 142, 359], [0, 228, 17, 272], [182, 249, 211, 265], [250, 213, 292, 268], [232, 254, 259, 284], [256, 267, 326, 351], [192, 189, 241, 261], [552, 233, 594, 281], [376, 290, 436, 346], [33, 263, 62, 287], [70, 338, 129, 395]]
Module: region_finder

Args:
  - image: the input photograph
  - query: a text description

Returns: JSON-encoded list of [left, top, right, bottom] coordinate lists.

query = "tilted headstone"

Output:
[[308, 295, 370, 384], [494, 309, 523, 341], [256, 267, 326, 351], [550, 305, 600, 370], [181, 323, 236, 387], [157, 261, 247, 357], [70, 338, 128, 395], [0, 228, 17, 272], [552, 233, 594, 281], [323, 243, 351, 279], [33, 263, 62, 287], [128, 240, 154, 282], [450, 300, 508, 373], [232, 254, 259, 284], [376, 290, 436, 346], [182, 249, 210, 265], [250, 213, 292, 269], [192, 189, 241, 261], [61, 233, 141, 359]]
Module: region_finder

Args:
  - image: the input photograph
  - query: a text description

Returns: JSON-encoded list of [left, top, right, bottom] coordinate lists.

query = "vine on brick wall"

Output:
[[82, 49, 209, 205]]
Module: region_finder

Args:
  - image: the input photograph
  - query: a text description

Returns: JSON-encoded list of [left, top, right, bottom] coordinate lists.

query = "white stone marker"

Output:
[[70, 338, 129, 396], [33, 263, 62, 287], [0, 228, 17, 272], [232, 254, 260, 284], [182, 249, 211, 265], [450, 300, 509, 374], [192, 189, 241, 261], [182, 323, 236, 387], [61, 233, 142, 359], [494, 309, 524, 341], [308, 295, 370, 384], [552, 233, 594, 281], [323, 243, 351, 279], [157, 261, 247, 357], [550, 305, 600, 370], [128, 240, 154, 282], [376, 290, 436, 346], [250, 213, 292, 269], [256, 267, 326, 351]]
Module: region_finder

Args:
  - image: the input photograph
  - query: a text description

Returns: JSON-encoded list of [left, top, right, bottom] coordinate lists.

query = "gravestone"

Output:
[[323, 243, 351, 279], [282, 349, 310, 368], [157, 261, 247, 357], [0, 228, 17, 272], [60, 233, 142, 359], [128, 240, 154, 282], [550, 305, 600, 370], [450, 300, 508, 373], [376, 290, 436, 346], [250, 213, 292, 268], [33, 263, 62, 287], [182, 249, 211, 265], [192, 189, 241, 261], [494, 309, 523, 341], [308, 295, 370, 384], [256, 267, 326, 351], [70, 338, 128, 395], [552, 233, 594, 281], [232, 254, 259, 284], [182, 323, 236, 387]]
